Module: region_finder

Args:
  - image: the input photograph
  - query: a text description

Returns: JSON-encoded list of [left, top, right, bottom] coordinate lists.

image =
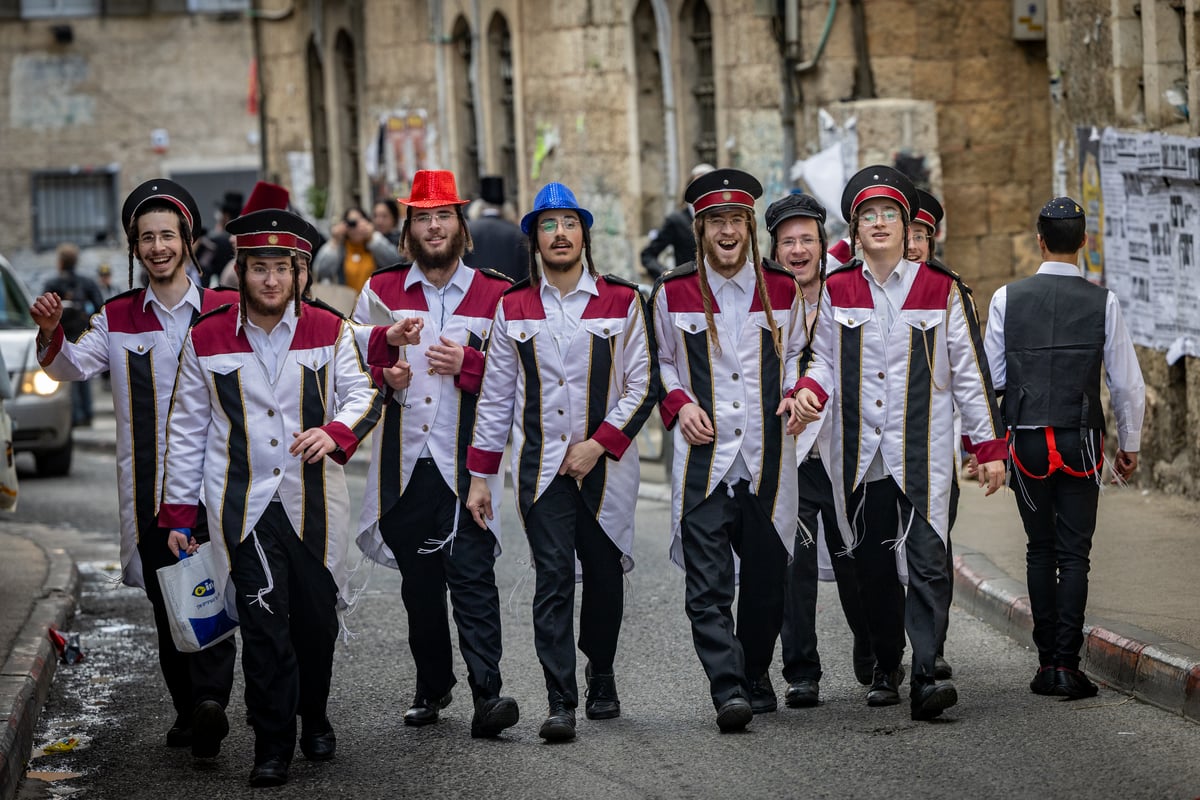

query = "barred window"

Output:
[[31, 169, 119, 252]]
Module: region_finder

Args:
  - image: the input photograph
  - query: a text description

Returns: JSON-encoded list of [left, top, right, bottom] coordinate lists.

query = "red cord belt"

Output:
[[1009, 428, 1104, 480]]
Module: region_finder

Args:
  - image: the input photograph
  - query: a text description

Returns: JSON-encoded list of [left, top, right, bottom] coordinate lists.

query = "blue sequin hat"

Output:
[[520, 182, 594, 235]]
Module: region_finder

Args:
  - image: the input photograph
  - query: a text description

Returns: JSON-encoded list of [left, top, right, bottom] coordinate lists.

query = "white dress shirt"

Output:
[[240, 311, 297, 381], [539, 269, 598, 359], [144, 281, 202, 355], [405, 259, 471, 334]]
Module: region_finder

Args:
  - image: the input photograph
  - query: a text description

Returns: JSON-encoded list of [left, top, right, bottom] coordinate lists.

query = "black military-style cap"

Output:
[[226, 209, 299, 256], [1039, 196, 1084, 220], [684, 168, 763, 215], [765, 192, 827, 234], [914, 190, 944, 231], [121, 178, 202, 242], [270, 212, 319, 256], [840, 165, 920, 223]]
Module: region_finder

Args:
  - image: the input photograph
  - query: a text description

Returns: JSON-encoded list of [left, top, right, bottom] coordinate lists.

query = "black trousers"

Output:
[[681, 480, 788, 708], [523, 475, 624, 709], [137, 512, 235, 721], [781, 458, 871, 683], [851, 478, 950, 684], [1010, 427, 1101, 670], [379, 458, 504, 702], [231, 503, 339, 764]]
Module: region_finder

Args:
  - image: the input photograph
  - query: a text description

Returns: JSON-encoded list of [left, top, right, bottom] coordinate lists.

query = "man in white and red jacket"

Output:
[[352, 170, 519, 739], [31, 178, 237, 760], [792, 165, 1006, 722], [158, 209, 384, 788], [466, 182, 656, 742]]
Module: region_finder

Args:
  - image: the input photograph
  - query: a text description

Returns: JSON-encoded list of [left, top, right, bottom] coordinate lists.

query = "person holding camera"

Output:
[[314, 205, 401, 292]]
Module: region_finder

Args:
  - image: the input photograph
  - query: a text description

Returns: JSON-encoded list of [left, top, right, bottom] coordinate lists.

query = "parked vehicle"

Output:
[[0, 253, 73, 476]]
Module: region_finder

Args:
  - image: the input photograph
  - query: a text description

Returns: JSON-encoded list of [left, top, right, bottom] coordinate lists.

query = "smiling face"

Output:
[[534, 210, 584, 273], [856, 198, 905, 262], [700, 208, 752, 276], [773, 216, 822, 290], [135, 209, 187, 285], [407, 204, 466, 272], [907, 222, 933, 262]]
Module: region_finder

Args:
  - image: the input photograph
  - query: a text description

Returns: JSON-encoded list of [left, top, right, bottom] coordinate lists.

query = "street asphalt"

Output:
[[2, 384, 1198, 799]]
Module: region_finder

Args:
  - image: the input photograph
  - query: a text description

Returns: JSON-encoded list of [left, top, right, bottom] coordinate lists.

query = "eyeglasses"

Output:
[[246, 265, 295, 279], [779, 237, 820, 248], [538, 216, 580, 233], [412, 211, 456, 226], [707, 214, 749, 230], [909, 233, 929, 243], [859, 209, 901, 225]]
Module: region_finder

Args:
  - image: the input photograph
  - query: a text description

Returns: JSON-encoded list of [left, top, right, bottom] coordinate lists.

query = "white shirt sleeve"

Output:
[[1102, 291, 1146, 452]]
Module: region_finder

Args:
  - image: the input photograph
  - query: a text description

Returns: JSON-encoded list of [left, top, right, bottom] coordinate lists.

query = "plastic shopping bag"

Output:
[[0, 406, 17, 512], [156, 542, 238, 653]]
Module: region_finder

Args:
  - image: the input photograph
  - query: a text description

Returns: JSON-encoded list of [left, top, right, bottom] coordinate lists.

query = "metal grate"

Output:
[[30, 169, 120, 252]]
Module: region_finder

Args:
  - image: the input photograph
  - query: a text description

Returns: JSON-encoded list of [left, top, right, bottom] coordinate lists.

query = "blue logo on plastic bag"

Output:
[[192, 579, 216, 598]]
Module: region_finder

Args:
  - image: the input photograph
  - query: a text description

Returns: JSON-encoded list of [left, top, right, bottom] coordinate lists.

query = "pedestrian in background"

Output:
[[30, 179, 238, 760], [467, 182, 656, 742], [983, 197, 1145, 700], [764, 191, 874, 708], [792, 166, 1006, 722], [651, 168, 807, 732], [352, 170, 521, 740], [639, 163, 714, 280], [43, 243, 105, 426], [464, 175, 528, 283], [314, 205, 400, 292], [159, 208, 385, 787], [373, 198, 403, 247]]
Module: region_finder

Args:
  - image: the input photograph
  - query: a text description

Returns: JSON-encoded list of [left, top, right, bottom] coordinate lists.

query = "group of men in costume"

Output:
[[28, 157, 1143, 784]]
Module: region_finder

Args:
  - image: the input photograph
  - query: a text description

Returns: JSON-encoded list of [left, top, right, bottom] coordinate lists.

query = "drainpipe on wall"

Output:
[[849, 0, 875, 99], [650, 0, 678, 208]]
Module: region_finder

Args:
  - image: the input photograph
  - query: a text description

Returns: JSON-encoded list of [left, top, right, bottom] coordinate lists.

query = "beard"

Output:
[[410, 227, 467, 273], [244, 282, 295, 318]]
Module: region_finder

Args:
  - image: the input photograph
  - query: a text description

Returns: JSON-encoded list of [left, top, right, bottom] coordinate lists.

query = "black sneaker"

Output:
[[584, 663, 621, 720]]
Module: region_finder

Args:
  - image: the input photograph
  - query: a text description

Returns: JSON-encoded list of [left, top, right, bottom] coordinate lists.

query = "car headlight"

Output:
[[22, 368, 60, 397]]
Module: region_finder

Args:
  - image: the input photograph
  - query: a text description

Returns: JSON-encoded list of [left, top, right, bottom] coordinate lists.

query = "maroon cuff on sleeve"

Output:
[[157, 503, 198, 530], [660, 389, 694, 430], [369, 365, 387, 390], [974, 439, 1008, 464], [38, 326, 65, 366], [366, 327, 399, 368], [592, 421, 632, 460], [793, 377, 828, 407], [960, 435, 977, 455], [466, 446, 503, 475], [454, 346, 485, 395], [322, 421, 358, 464]]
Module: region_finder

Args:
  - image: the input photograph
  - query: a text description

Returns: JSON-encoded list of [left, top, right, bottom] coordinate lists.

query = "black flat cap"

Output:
[[765, 192, 827, 234]]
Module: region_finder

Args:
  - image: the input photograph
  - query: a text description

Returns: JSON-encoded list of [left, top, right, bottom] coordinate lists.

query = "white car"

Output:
[[0, 253, 73, 476]]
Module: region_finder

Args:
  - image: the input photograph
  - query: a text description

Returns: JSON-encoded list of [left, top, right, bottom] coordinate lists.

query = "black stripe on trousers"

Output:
[[580, 332, 613, 516], [127, 350, 158, 540], [516, 339, 542, 519], [904, 326, 934, 521], [838, 325, 862, 501], [214, 371, 250, 554], [681, 329, 715, 518], [756, 327, 783, 513]]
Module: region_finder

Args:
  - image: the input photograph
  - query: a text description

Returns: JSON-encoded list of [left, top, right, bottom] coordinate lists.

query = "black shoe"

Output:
[[166, 715, 192, 748], [584, 664, 621, 720], [1055, 667, 1099, 700], [538, 703, 576, 742], [248, 757, 289, 788], [471, 696, 520, 738], [852, 636, 875, 686], [403, 690, 453, 726], [748, 674, 778, 714], [784, 678, 820, 708], [866, 667, 903, 707], [933, 654, 954, 680], [715, 696, 753, 732], [191, 700, 229, 759], [1029, 665, 1057, 696], [300, 718, 336, 761], [910, 680, 958, 721]]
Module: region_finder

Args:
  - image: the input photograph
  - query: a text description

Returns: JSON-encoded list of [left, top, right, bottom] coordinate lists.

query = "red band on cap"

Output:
[[296, 240, 313, 254], [137, 195, 193, 232], [693, 189, 755, 214], [915, 209, 937, 228], [851, 185, 909, 215], [235, 232, 299, 251]]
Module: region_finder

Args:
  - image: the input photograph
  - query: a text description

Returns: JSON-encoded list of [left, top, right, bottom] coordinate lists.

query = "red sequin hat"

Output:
[[397, 170, 469, 209]]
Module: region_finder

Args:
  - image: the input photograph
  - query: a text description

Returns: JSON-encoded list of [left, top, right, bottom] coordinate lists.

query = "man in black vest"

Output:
[[983, 197, 1145, 699]]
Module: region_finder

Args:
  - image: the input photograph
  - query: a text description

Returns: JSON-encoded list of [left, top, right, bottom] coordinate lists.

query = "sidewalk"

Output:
[[3, 386, 1194, 798]]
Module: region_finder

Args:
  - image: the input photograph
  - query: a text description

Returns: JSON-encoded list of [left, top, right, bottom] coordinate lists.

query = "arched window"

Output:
[[333, 29, 362, 209], [487, 11, 517, 207], [451, 15, 480, 198], [633, 0, 667, 232]]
